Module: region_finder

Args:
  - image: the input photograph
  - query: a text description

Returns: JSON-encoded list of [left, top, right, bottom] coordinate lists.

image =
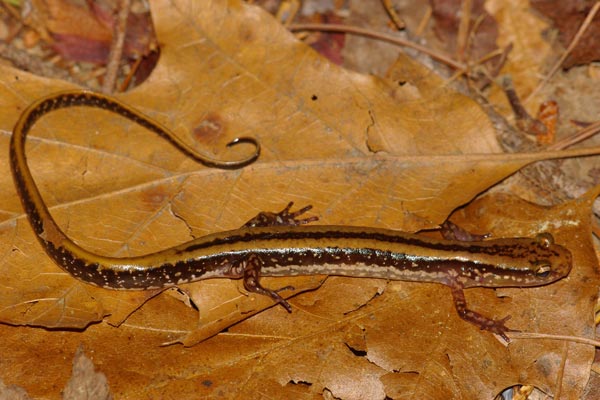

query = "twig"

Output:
[[501, 75, 547, 135], [510, 332, 600, 347], [119, 56, 142, 92], [102, 0, 131, 94], [288, 23, 466, 70], [415, 5, 432, 36], [547, 120, 600, 150], [456, 0, 473, 60], [381, 0, 405, 30], [525, 2, 600, 103]]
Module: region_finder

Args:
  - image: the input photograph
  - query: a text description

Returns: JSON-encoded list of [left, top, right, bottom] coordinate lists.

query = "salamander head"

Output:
[[521, 233, 572, 286], [462, 233, 573, 288]]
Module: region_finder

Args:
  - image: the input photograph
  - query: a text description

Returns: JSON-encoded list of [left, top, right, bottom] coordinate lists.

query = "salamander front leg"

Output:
[[448, 281, 515, 341], [241, 254, 294, 312], [244, 202, 318, 228]]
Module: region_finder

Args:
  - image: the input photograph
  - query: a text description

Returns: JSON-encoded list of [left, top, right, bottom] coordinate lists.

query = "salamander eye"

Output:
[[535, 264, 552, 277], [536, 233, 554, 248]]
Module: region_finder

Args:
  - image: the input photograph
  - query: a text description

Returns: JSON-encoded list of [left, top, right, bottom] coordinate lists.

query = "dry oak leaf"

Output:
[[485, 0, 553, 109], [0, 190, 597, 399], [0, 0, 599, 398], [0, 0, 592, 332]]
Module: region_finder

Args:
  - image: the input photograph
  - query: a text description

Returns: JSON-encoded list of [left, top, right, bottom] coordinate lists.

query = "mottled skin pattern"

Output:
[[10, 91, 574, 341]]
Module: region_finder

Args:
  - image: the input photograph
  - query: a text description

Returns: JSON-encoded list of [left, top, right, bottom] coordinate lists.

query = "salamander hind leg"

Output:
[[243, 202, 318, 228], [240, 254, 294, 312], [449, 282, 516, 342]]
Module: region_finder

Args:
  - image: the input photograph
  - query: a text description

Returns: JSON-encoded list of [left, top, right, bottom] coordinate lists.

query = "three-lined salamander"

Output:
[[10, 91, 573, 340]]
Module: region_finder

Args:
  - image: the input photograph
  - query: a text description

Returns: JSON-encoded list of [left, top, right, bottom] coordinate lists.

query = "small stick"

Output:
[[547, 120, 600, 151], [289, 23, 466, 70], [381, 0, 405, 30], [102, 0, 131, 94]]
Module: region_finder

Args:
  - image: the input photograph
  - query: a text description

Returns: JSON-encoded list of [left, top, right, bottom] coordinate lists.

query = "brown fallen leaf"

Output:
[[530, 0, 600, 68], [0, 0, 598, 398], [1, 187, 597, 398], [485, 1, 554, 107]]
